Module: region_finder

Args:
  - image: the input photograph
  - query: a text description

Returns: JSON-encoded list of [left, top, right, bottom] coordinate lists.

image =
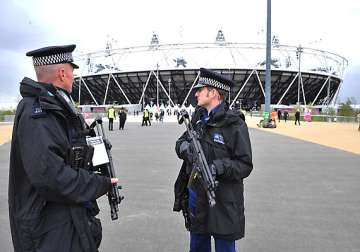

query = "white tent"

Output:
[[187, 104, 195, 115]]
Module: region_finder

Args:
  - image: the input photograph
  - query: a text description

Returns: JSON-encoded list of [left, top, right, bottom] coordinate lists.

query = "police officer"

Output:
[[295, 109, 301, 125], [8, 45, 118, 252], [174, 68, 253, 252]]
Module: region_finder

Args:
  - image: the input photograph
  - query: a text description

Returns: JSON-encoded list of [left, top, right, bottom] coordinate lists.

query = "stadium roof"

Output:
[[71, 31, 347, 108]]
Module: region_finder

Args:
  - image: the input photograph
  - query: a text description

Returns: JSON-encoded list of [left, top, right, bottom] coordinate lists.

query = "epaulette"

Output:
[[31, 99, 47, 118]]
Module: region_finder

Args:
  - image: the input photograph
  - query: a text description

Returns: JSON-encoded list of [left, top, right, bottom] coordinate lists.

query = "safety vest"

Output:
[[108, 108, 115, 119], [144, 110, 149, 118]]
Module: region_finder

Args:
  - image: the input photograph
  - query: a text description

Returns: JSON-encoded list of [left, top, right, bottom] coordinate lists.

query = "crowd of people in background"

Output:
[[105, 104, 360, 132], [105, 105, 191, 129]]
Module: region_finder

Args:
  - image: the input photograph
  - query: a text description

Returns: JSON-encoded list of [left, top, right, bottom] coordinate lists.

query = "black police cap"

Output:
[[26, 44, 79, 69], [194, 68, 234, 92]]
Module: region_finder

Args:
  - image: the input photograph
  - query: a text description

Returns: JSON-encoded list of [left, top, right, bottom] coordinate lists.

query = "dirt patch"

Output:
[[246, 116, 360, 155], [0, 124, 13, 145]]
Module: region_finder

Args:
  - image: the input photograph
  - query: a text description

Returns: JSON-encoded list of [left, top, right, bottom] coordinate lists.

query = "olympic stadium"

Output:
[[71, 31, 348, 111]]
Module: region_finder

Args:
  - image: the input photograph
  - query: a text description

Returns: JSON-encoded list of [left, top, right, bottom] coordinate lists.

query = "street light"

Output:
[[156, 63, 159, 107], [296, 45, 303, 107], [264, 0, 272, 115]]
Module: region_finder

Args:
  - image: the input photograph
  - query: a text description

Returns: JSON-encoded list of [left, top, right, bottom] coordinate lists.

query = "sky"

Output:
[[1, 0, 360, 107]]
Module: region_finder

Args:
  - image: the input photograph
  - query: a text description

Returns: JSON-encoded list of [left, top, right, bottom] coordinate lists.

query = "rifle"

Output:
[[178, 110, 218, 207], [89, 116, 124, 220]]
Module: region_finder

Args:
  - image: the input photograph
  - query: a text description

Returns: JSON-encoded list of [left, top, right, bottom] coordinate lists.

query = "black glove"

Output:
[[179, 141, 194, 164], [180, 198, 191, 231], [211, 160, 225, 178]]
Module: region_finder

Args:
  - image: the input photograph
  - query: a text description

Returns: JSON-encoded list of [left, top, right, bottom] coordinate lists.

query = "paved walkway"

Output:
[[2, 115, 359, 156], [1, 123, 359, 251]]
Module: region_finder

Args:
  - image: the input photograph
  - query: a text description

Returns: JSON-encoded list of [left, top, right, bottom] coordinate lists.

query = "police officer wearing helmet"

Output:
[[9, 45, 118, 252], [174, 68, 253, 252]]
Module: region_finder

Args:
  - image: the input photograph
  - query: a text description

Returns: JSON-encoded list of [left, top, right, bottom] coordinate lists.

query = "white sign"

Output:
[[86, 136, 110, 166]]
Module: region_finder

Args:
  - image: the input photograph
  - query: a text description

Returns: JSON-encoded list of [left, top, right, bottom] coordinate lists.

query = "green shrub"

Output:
[[338, 98, 356, 117]]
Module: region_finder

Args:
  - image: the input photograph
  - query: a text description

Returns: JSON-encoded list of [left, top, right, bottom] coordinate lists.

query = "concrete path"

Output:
[[2, 115, 360, 155], [1, 122, 360, 251]]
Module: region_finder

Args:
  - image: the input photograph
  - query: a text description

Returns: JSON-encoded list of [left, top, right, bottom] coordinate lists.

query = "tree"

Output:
[[338, 98, 356, 117]]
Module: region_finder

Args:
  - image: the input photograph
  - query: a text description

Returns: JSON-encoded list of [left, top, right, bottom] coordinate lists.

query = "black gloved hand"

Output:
[[179, 141, 194, 164], [180, 198, 191, 231], [211, 160, 225, 179], [210, 164, 217, 180]]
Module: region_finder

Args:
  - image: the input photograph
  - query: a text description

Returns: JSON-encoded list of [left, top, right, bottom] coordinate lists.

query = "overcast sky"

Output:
[[1, 0, 360, 106]]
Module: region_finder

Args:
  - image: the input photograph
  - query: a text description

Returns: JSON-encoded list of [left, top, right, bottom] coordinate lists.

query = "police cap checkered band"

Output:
[[193, 68, 233, 91], [26, 44, 79, 69], [32, 52, 74, 66], [197, 77, 231, 92]]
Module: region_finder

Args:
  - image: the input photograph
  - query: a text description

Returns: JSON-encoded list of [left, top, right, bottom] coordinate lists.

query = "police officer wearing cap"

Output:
[[174, 68, 253, 252], [9, 45, 118, 251]]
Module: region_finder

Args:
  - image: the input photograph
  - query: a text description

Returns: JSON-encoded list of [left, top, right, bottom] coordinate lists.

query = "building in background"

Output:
[[71, 30, 348, 111]]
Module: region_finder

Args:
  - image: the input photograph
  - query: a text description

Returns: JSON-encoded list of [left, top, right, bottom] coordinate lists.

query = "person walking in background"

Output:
[[160, 109, 165, 122], [295, 109, 301, 125], [108, 106, 116, 131], [277, 109, 282, 123], [118, 109, 127, 130], [142, 109, 151, 126], [142, 110, 146, 126], [283, 110, 289, 123]]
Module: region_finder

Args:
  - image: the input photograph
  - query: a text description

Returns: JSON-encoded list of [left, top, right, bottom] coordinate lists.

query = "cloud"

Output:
[[0, 1, 55, 52], [0, 49, 35, 102], [1, 0, 360, 105], [339, 65, 360, 103]]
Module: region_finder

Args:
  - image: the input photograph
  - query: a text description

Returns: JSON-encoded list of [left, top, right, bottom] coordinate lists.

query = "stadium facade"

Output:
[[71, 31, 348, 110]]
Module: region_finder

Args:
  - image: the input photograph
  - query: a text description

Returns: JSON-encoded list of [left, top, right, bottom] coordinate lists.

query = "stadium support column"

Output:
[[264, 0, 272, 114], [327, 77, 331, 105], [182, 71, 200, 107], [168, 78, 171, 106], [138, 72, 152, 107]]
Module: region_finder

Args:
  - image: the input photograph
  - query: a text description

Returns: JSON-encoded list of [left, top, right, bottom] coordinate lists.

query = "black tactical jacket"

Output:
[[8, 77, 111, 252], [174, 102, 253, 240]]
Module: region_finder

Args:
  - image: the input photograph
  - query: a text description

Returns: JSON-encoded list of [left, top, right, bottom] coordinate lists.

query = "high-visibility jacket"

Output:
[[144, 110, 149, 118], [108, 108, 116, 119]]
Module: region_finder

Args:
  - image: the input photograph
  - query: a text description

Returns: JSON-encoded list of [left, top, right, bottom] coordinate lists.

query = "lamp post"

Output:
[[156, 63, 159, 107], [296, 45, 303, 107], [142, 82, 145, 110], [264, 0, 272, 115]]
